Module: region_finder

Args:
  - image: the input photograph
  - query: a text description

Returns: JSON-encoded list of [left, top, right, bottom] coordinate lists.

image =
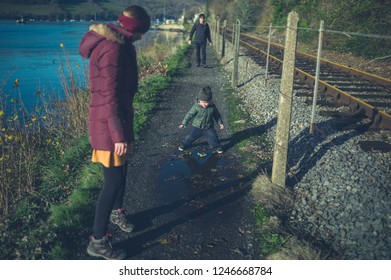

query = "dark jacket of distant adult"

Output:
[[189, 21, 212, 44], [79, 23, 138, 151]]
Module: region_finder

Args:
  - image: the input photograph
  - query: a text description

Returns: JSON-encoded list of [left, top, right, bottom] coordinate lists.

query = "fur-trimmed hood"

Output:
[[79, 23, 132, 59], [90, 23, 125, 44]]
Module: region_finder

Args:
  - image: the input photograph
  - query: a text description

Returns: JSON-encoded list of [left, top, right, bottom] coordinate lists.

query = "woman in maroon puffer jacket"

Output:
[[79, 5, 150, 260]]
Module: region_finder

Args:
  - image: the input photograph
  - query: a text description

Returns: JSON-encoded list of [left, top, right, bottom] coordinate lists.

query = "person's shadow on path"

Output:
[[118, 168, 260, 258]]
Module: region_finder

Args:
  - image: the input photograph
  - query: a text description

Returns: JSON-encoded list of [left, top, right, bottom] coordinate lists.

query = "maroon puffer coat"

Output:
[[79, 23, 138, 151]]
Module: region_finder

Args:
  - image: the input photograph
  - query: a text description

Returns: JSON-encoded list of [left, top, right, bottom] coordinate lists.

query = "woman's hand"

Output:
[[114, 142, 128, 156]]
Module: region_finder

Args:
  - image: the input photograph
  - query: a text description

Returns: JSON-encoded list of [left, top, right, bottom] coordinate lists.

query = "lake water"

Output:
[[0, 20, 183, 111]]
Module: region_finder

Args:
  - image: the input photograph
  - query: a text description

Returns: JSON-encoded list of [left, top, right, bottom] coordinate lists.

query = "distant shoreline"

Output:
[[1, 19, 186, 33], [151, 24, 185, 32]]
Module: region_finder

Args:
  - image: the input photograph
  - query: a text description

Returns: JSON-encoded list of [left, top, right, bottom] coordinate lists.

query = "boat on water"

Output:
[[16, 17, 25, 24]]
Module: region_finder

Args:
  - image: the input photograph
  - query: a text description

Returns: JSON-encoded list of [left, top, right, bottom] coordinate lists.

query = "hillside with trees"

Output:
[[0, 0, 205, 21], [206, 0, 391, 58], [1, 0, 389, 59]]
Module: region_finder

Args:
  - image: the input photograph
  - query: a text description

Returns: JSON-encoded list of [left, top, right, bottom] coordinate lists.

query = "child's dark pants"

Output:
[[182, 127, 220, 149]]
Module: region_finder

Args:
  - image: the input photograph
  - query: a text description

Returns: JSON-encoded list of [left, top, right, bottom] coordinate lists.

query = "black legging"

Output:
[[93, 164, 128, 239]]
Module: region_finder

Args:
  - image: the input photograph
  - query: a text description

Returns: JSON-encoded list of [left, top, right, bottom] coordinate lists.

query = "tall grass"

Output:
[[0, 43, 89, 217], [0, 78, 46, 217]]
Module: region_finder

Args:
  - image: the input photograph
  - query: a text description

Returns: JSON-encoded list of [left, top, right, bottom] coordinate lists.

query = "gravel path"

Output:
[[221, 42, 391, 259], [113, 45, 260, 259]]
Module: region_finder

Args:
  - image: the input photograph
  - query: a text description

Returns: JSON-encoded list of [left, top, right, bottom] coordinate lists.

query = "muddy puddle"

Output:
[[156, 148, 246, 208]]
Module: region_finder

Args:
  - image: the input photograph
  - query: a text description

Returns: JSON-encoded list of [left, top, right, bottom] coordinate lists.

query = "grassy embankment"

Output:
[[0, 34, 190, 259], [223, 86, 286, 258]]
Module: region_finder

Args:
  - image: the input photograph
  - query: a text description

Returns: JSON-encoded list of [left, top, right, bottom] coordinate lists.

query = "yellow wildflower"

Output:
[[60, 43, 64, 48], [158, 239, 169, 245]]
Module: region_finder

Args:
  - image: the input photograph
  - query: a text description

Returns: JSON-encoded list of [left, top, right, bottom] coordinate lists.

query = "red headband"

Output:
[[118, 15, 150, 33]]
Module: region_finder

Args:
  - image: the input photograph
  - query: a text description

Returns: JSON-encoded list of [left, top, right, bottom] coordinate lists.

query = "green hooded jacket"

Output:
[[181, 102, 223, 129]]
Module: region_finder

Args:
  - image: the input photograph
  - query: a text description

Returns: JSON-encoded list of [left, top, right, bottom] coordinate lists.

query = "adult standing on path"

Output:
[[78, 5, 150, 260], [188, 13, 212, 67]]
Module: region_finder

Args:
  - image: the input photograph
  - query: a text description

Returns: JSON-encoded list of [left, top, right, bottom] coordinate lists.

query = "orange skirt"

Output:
[[91, 149, 130, 168]]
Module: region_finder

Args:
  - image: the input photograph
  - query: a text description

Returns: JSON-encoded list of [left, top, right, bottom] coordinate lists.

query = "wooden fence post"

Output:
[[231, 19, 240, 88], [213, 20, 219, 49], [232, 23, 235, 45], [216, 19, 220, 54], [310, 20, 324, 134], [265, 23, 272, 80], [211, 21, 215, 45], [271, 12, 299, 187], [221, 20, 226, 58]]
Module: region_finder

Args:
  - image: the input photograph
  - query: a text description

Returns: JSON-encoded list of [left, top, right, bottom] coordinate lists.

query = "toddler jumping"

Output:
[[178, 86, 224, 153]]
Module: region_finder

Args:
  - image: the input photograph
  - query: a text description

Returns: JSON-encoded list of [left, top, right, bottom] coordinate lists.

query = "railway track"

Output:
[[226, 30, 391, 130]]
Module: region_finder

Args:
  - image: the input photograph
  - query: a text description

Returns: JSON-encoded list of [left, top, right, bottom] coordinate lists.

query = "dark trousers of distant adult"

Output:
[[93, 164, 127, 239], [195, 41, 207, 66], [182, 127, 220, 149]]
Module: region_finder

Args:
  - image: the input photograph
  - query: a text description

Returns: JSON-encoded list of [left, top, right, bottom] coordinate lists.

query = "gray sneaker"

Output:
[[110, 208, 134, 233], [87, 234, 126, 260]]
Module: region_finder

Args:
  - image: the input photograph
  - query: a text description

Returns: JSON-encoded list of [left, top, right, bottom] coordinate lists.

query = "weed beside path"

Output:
[[102, 46, 261, 259]]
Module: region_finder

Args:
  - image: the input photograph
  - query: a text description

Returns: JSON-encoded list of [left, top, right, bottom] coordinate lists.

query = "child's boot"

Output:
[[214, 147, 223, 154]]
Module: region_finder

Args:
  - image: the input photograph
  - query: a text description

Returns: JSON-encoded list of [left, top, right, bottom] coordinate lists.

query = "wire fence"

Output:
[[211, 19, 391, 82], [241, 24, 391, 40]]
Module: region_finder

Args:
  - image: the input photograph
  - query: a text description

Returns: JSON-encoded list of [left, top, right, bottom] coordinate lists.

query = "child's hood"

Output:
[[197, 86, 213, 102]]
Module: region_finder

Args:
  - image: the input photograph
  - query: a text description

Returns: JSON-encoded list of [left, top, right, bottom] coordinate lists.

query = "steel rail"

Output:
[[236, 34, 391, 129], [241, 32, 391, 89]]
